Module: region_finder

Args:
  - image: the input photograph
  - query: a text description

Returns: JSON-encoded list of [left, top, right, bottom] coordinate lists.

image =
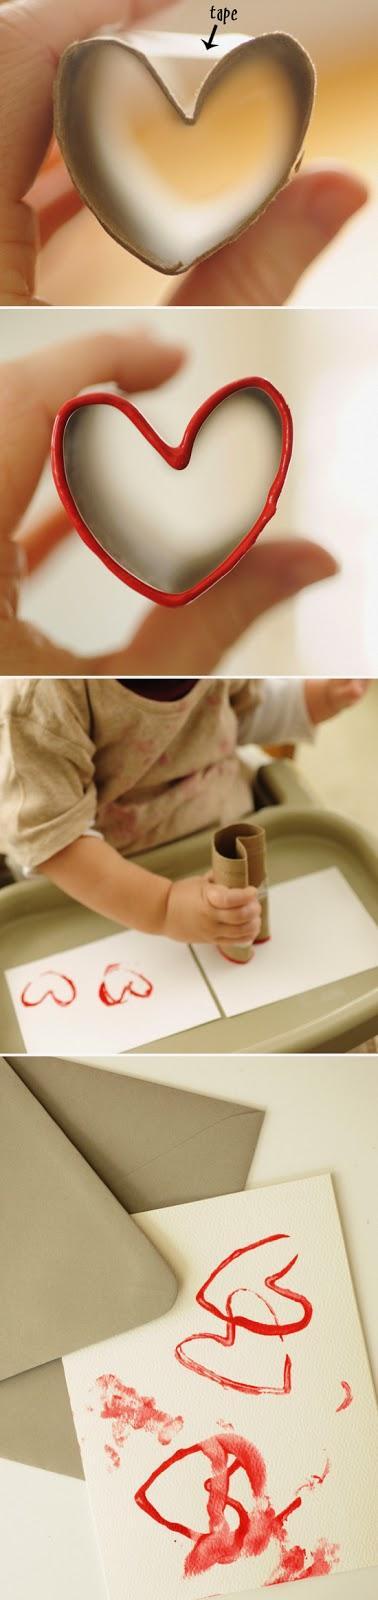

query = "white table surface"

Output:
[[2, 1054, 377, 1600]]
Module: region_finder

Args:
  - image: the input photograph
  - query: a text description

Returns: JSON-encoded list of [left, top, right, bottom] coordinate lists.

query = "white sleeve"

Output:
[[238, 680, 315, 746]]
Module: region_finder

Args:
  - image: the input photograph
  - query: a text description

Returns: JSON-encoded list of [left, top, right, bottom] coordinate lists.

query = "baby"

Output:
[[0, 677, 366, 952]]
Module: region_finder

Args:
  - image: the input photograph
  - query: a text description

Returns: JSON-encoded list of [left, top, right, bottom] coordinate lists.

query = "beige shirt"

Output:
[[0, 678, 312, 871]]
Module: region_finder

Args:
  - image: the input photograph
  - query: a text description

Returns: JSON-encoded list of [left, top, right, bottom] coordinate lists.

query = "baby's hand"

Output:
[[305, 680, 369, 726], [162, 874, 262, 948]]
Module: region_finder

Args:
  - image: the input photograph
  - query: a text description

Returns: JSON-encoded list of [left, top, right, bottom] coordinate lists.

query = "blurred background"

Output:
[[1, 304, 377, 674], [17, 0, 378, 306]]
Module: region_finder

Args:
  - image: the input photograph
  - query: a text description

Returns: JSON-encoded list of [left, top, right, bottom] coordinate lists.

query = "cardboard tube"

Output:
[[54, 32, 316, 274], [212, 820, 270, 963]]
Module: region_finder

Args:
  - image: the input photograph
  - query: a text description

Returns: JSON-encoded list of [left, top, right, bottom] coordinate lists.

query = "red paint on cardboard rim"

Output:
[[51, 378, 293, 607]]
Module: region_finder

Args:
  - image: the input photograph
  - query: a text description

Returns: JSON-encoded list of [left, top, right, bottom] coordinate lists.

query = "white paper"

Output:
[[4, 929, 218, 1052], [64, 1177, 378, 1599], [194, 868, 378, 1018]]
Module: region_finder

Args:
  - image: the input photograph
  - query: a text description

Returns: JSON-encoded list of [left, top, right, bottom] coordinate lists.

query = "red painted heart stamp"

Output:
[[51, 379, 292, 607]]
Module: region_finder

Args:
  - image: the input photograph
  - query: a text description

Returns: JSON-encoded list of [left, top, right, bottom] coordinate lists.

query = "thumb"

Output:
[[170, 169, 368, 307], [0, 0, 174, 302], [94, 539, 339, 674]]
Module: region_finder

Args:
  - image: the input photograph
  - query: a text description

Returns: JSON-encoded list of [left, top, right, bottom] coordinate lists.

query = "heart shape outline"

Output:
[[54, 34, 315, 273], [51, 377, 293, 607], [134, 1432, 335, 1582], [174, 1235, 312, 1393], [98, 963, 153, 1005], [20, 971, 77, 1008], [134, 1432, 267, 1545]]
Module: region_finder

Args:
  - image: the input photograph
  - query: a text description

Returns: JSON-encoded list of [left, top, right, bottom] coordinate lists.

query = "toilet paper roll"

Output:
[[212, 820, 270, 963]]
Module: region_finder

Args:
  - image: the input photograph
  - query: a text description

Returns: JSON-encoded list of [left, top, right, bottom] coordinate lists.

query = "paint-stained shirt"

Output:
[[0, 678, 313, 871]]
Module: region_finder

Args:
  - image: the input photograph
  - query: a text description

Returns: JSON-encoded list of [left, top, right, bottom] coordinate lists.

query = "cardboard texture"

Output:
[[212, 820, 270, 963], [0, 1057, 262, 1477], [64, 1177, 378, 1597], [54, 33, 315, 273]]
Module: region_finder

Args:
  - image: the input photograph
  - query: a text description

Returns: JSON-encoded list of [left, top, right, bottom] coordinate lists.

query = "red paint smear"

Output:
[[95, 1376, 183, 1463], [175, 1236, 312, 1394], [296, 1460, 330, 1495], [21, 971, 76, 1008], [135, 1431, 338, 1584], [105, 1444, 121, 1470], [267, 1540, 340, 1584], [98, 964, 153, 1006], [336, 1380, 353, 1413]]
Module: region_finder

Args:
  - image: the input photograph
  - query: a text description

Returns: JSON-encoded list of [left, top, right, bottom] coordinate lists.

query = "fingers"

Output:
[[0, 540, 27, 619], [306, 677, 370, 725], [328, 679, 368, 708], [0, 332, 185, 541], [206, 883, 259, 913], [205, 883, 262, 943], [16, 506, 73, 573], [169, 169, 368, 307], [0, 0, 175, 301], [22, 329, 185, 408], [0, 616, 87, 674], [322, 678, 369, 719], [28, 157, 83, 248], [0, 1, 173, 201], [105, 539, 339, 675]]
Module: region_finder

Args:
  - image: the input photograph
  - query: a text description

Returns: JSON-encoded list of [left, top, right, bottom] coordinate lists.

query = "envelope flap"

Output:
[[0, 1060, 177, 1383], [7, 1057, 263, 1210]]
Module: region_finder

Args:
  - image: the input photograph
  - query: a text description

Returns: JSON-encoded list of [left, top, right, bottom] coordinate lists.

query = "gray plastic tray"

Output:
[[0, 762, 376, 1053]]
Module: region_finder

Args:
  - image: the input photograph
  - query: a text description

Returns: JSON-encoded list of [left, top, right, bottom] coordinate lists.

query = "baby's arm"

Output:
[[38, 835, 261, 949], [234, 678, 368, 746], [304, 680, 368, 723], [234, 679, 314, 747]]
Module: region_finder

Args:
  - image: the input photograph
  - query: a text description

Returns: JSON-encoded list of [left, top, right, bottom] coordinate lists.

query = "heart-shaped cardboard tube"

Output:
[[51, 378, 292, 607], [213, 819, 270, 962], [54, 32, 315, 273]]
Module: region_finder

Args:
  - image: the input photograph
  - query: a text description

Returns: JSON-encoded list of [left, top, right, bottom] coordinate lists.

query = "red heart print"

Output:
[[175, 1235, 313, 1393], [51, 378, 292, 607], [98, 963, 153, 1006], [135, 1432, 267, 1552], [135, 1430, 336, 1581], [21, 970, 76, 1008]]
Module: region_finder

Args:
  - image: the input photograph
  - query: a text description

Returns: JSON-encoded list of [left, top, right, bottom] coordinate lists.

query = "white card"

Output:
[[64, 1176, 378, 1598], [194, 868, 378, 1017], [4, 929, 219, 1052]]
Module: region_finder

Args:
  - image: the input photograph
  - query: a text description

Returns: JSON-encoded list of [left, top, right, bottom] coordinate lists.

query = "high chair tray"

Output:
[[0, 802, 376, 1055]]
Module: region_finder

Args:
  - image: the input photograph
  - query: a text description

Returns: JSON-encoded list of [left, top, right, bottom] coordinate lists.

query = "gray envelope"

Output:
[[0, 1056, 262, 1478]]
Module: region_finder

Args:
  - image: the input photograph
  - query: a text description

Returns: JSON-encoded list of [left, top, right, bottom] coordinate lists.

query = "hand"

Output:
[[0, 0, 368, 306], [162, 875, 262, 948], [305, 679, 369, 725], [0, 0, 176, 304], [0, 330, 339, 674]]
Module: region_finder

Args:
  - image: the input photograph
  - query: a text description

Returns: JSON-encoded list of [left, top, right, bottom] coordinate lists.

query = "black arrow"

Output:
[[202, 23, 218, 50]]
